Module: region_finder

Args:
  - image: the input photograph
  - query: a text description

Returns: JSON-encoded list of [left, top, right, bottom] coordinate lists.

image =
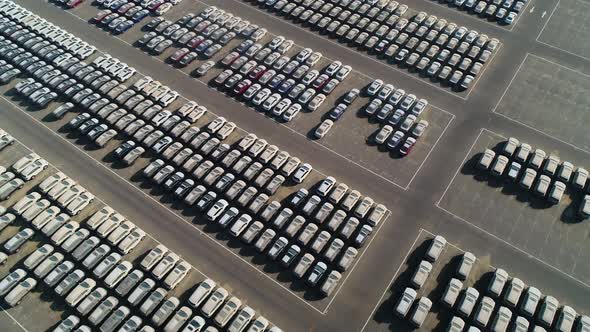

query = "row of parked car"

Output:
[[137, 6, 266, 60], [0, 152, 283, 332], [363, 78, 429, 155], [0, 1, 96, 60], [247, 0, 499, 90], [0, 152, 47, 201], [393, 235, 447, 327], [123, 114, 386, 294], [395, 236, 589, 332], [435, 0, 527, 25], [477, 138, 590, 209], [215, 37, 352, 121], [445, 267, 589, 332]]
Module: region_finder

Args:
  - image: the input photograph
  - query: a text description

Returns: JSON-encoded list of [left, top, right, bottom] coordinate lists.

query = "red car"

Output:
[[66, 0, 83, 8], [170, 48, 190, 62], [117, 3, 135, 14], [92, 10, 112, 22], [186, 36, 205, 49], [148, 0, 164, 11], [399, 137, 416, 156], [233, 79, 252, 95], [248, 65, 267, 80]]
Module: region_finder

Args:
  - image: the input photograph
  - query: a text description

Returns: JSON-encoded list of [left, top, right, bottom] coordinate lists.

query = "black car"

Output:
[[289, 188, 308, 207], [113, 140, 136, 158]]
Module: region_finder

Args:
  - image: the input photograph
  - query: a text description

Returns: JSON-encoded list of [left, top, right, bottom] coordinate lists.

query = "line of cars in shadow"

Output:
[[136, 7, 267, 61], [245, 0, 500, 90], [477, 137, 590, 213], [0, 159, 283, 331]]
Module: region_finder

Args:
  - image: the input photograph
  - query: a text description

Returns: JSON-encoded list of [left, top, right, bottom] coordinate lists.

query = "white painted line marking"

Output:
[[490, 53, 590, 155], [55, 6, 432, 191], [433, 127, 590, 289], [0, 304, 29, 332], [0, 96, 327, 316], [436, 128, 492, 205], [436, 204, 590, 288], [406, 109, 455, 189], [201, 0, 473, 100], [535, 0, 560, 41], [358, 229, 424, 332]]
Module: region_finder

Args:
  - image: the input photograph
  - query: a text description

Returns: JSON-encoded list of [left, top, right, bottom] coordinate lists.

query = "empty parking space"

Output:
[[493, 54, 590, 152], [538, 0, 590, 60], [438, 129, 590, 285]]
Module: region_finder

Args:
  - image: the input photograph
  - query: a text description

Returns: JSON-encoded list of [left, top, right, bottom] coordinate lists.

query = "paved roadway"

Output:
[[3, 0, 590, 330]]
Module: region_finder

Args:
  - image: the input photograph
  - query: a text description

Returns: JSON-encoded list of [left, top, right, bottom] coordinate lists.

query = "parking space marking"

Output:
[[535, 0, 561, 41], [406, 107, 455, 189], [0, 305, 29, 332], [358, 228, 424, 332], [1, 96, 330, 316], [199, 0, 477, 101], [534, 0, 590, 63], [54, 6, 440, 191], [433, 127, 590, 289], [323, 210, 391, 313], [436, 128, 493, 205], [2, 90, 399, 314], [46, 3, 460, 191], [490, 53, 590, 155]]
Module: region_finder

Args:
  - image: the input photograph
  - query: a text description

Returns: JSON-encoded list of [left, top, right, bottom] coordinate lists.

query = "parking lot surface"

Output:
[[494, 54, 590, 152], [537, 0, 590, 60], [439, 129, 590, 284], [0, 0, 589, 330]]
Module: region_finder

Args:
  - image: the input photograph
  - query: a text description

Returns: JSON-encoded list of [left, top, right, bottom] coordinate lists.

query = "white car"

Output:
[[118, 228, 146, 254], [152, 252, 179, 279], [23, 244, 54, 270], [292, 163, 312, 183], [65, 278, 96, 307], [103, 261, 133, 289], [0, 269, 27, 296], [11, 192, 41, 215], [201, 287, 228, 317], [140, 245, 168, 270], [163, 260, 190, 290], [19, 158, 48, 180], [66, 192, 94, 215], [188, 278, 216, 308], [395, 287, 417, 317], [107, 220, 135, 245], [38, 172, 67, 194], [426, 235, 446, 262]]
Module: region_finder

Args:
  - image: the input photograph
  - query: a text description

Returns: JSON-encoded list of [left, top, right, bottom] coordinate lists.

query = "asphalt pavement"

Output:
[[2, 0, 590, 330]]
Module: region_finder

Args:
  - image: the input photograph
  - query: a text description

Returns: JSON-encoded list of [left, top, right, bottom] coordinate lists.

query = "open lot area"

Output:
[[363, 229, 590, 332], [537, 0, 590, 60], [494, 54, 590, 152], [438, 129, 590, 285], [0, 0, 589, 329], [62, 0, 455, 189]]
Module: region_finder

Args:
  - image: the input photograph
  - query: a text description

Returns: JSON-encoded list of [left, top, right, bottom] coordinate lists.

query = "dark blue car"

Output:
[[114, 20, 134, 34], [131, 9, 149, 22], [327, 104, 347, 121]]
